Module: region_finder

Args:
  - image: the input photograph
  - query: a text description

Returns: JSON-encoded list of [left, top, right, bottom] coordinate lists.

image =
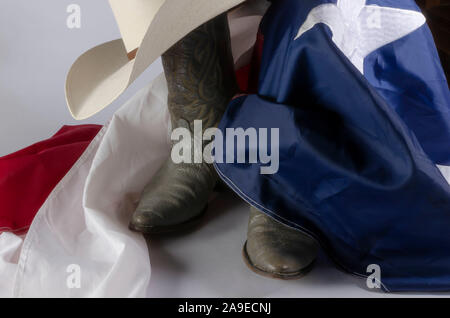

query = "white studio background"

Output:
[[0, 0, 163, 156]]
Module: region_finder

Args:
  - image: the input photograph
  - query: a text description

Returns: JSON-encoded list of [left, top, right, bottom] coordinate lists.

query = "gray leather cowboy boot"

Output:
[[243, 206, 319, 279], [130, 14, 237, 234]]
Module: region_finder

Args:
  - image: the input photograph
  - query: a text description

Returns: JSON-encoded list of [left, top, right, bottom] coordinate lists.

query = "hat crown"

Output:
[[109, 0, 166, 53]]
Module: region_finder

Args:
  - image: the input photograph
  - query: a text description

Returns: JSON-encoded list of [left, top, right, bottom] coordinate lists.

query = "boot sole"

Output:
[[242, 241, 315, 280], [129, 205, 208, 234]]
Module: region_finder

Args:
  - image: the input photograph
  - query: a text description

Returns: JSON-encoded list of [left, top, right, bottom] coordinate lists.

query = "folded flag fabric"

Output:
[[0, 125, 101, 234], [215, 0, 450, 292], [0, 79, 168, 297], [0, 9, 264, 297]]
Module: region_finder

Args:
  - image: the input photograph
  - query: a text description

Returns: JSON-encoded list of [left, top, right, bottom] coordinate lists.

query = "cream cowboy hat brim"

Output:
[[65, 0, 246, 120]]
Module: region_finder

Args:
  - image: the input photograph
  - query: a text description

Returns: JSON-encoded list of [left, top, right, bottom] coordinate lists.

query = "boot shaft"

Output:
[[162, 13, 238, 131]]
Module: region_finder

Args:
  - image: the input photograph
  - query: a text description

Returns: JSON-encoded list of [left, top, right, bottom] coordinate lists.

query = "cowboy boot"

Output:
[[243, 206, 319, 279], [129, 13, 237, 234]]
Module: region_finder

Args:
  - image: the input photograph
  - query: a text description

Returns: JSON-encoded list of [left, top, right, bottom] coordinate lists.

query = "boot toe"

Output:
[[255, 253, 307, 275], [129, 210, 166, 231], [245, 207, 318, 279], [130, 195, 208, 233], [247, 244, 316, 277]]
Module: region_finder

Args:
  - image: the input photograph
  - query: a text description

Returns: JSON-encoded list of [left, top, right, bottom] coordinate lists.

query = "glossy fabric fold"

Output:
[[215, 0, 450, 291]]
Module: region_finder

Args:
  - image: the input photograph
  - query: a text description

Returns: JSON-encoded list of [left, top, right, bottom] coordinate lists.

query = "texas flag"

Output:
[[0, 0, 449, 296], [215, 0, 450, 292], [0, 125, 101, 235]]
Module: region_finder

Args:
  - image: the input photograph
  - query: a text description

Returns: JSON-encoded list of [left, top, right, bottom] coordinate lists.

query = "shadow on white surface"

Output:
[[145, 191, 450, 298]]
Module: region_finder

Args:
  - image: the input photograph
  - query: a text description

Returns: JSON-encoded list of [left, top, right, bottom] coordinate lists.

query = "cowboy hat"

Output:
[[65, 0, 246, 120]]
